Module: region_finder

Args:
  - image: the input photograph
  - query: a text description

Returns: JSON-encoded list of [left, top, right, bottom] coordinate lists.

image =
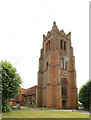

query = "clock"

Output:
[[63, 70, 67, 76]]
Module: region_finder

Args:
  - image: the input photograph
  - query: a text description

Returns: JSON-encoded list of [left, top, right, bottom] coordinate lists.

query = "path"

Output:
[[12, 109, 90, 114]]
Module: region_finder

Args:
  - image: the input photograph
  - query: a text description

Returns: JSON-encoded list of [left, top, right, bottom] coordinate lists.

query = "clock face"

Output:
[[62, 71, 67, 76]]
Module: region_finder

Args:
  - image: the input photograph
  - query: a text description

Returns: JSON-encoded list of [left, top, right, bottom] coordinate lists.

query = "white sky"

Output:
[[0, 0, 89, 92]]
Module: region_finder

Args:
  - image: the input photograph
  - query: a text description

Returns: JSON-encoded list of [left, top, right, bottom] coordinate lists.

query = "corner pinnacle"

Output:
[[52, 21, 59, 31], [53, 21, 56, 26]]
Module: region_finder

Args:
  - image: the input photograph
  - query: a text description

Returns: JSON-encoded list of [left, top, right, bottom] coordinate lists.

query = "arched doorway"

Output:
[[62, 100, 66, 109]]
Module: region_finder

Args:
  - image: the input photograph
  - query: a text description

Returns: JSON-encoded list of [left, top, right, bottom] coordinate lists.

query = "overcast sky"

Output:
[[0, 0, 89, 92]]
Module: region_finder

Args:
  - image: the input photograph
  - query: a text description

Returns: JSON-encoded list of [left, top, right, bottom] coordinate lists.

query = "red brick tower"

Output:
[[36, 22, 78, 109]]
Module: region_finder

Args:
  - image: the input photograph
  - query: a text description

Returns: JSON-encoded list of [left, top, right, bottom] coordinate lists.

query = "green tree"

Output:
[[0, 60, 22, 112], [79, 81, 91, 110]]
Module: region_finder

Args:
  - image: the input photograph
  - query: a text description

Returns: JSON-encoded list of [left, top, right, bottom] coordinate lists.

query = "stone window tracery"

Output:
[[61, 58, 67, 70], [60, 40, 66, 50], [60, 40, 63, 49], [61, 80, 67, 97], [61, 58, 64, 69]]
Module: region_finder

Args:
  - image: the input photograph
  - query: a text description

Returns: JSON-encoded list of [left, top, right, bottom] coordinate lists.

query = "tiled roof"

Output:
[[20, 85, 37, 95], [14, 85, 37, 102], [21, 88, 28, 94], [25, 85, 37, 96]]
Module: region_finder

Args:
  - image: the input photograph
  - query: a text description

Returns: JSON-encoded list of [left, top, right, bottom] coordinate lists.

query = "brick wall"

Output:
[[36, 22, 78, 109]]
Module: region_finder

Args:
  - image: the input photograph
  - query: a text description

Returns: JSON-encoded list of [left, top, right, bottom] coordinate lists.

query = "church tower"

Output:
[[36, 22, 78, 109]]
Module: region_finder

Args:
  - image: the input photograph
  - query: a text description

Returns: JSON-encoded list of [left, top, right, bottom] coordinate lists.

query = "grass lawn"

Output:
[[2, 111, 89, 118]]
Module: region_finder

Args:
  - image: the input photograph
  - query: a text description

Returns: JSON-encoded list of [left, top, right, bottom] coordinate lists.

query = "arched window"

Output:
[[64, 61, 67, 70], [64, 60, 66, 69], [61, 80, 67, 96], [64, 41, 66, 50], [61, 58, 64, 69], [46, 41, 50, 53], [60, 40, 63, 49], [46, 62, 48, 71], [61, 59, 67, 70]]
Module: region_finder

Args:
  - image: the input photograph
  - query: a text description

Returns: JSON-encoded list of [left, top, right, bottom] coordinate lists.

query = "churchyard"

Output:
[[2, 106, 89, 118]]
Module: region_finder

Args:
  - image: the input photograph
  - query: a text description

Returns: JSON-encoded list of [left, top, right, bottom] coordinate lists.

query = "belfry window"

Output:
[[64, 41, 66, 50], [60, 40, 63, 49], [60, 40, 66, 50], [61, 80, 67, 97]]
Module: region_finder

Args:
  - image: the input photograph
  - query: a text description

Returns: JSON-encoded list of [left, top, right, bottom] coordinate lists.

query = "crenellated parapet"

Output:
[[43, 21, 71, 42], [59, 29, 66, 36], [66, 32, 71, 39], [59, 30, 71, 40], [43, 31, 52, 42]]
